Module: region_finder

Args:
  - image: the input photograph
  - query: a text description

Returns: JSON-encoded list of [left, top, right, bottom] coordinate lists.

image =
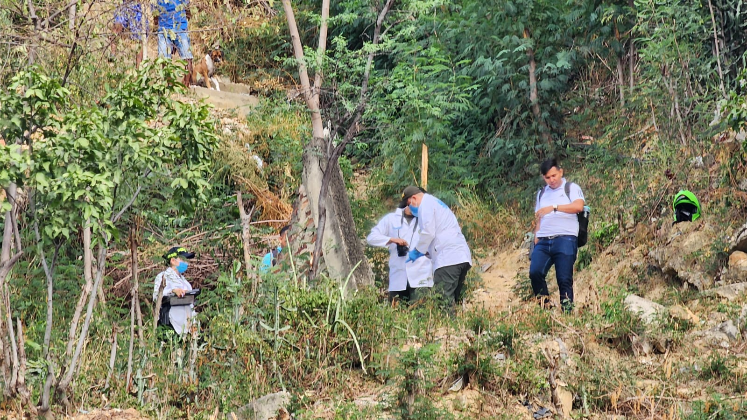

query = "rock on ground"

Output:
[[649, 222, 715, 290], [233, 391, 291, 420], [722, 251, 747, 283], [668, 305, 700, 323], [702, 282, 747, 301], [729, 250, 747, 271], [694, 320, 741, 349], [624, 294, 665, 325], [731, 222, 747, 253]]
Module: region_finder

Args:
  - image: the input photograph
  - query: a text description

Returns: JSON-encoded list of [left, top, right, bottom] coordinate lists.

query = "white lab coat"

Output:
[[153, 267, 195, 335], [366, 208, 433, 290], [413, 194, 472, 271]]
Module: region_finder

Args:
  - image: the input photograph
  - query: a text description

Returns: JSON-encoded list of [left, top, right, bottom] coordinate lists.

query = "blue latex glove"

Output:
[[406, 249, 424, 263]]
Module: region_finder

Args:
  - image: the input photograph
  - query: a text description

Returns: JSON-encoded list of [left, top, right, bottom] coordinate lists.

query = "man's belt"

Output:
[[537, 235, 562, 241]]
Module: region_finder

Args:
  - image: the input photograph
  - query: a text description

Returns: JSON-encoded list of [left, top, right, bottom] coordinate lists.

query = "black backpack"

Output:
[[537, 182, 589, 247]]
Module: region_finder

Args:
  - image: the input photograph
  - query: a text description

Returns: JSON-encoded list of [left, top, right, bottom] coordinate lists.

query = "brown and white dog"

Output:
[[192, 46, 223, 91]]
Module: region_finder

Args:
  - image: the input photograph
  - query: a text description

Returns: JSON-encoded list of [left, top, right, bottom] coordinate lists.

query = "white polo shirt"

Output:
[[535, 178, 585, 238]]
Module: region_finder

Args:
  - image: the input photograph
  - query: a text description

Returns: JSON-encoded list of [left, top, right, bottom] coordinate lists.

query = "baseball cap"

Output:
[[163, 246, 195, 261], [398, 186, 422, 208]]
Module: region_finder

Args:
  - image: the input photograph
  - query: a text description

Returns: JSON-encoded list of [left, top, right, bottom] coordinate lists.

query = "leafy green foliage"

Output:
[[0, 61, 219, 240], [722, 69, 747, 131], [686, 396, 747, 420]]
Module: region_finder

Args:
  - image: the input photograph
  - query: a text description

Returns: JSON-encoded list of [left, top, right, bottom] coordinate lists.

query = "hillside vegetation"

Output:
[[1, 0, 747, 418]]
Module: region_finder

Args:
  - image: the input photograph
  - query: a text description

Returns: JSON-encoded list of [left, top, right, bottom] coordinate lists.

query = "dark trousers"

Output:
[[433, 262, 471, 309], [388, 285, 412, 303], [529, 235, 578, 311]]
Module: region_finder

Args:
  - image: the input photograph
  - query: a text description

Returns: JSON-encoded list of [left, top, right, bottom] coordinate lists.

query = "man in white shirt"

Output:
[[531, 158, 585, 312], [153, 246, 196, 335], [366, 205, 433, 303], [400, 186, 472, 312]]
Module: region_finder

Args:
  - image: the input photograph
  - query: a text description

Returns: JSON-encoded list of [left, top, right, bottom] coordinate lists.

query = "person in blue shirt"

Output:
[[153, 0, 193, 86], [111, 0, 146, 67], [261, 225, 291, 272]]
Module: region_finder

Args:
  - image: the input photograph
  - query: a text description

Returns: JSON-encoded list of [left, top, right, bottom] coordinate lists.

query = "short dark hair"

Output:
[[540, 158, 560, 176], [279, 225, 291, 236]]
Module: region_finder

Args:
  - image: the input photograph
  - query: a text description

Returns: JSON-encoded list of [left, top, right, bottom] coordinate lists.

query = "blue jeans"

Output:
[[157, 29, 193, 59], [529, 235, 578, 311]]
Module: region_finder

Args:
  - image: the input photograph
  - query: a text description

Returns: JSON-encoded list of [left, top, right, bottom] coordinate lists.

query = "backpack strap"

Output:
[[538, 181, 577, 206], [536, 187, 545, 209]]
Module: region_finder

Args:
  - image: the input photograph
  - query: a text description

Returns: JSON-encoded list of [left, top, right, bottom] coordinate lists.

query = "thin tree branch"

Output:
[[0, 252, 24, 281], [112, 185, 142, 223], [26, 0, 38, 30], [39, 0, 80, 29], [9, 205, 22, 254]]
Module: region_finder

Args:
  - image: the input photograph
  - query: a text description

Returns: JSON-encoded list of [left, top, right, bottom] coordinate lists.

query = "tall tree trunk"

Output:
[[141, 0, 149, 65], [4, 283, 19, 396], [281, 0, 373, 290], [1, 184, 16, 263], [104, 329, 117, 389], [0, 182, 22, 399], [125, 297, 135, 392], [707, 0, 726, 97], [68, 2, 76, 31], [614, 23, 625, 108], [63, 222, 93, 364], [616, 55, 625, 108], [15, 318, 35, 415], [627, 0, 636, 94], [130, 227, 144, 347], [662, 67, 687, 145], [57, 243, 107, 402], [628, 42, 635, 92], [236, 192, 257, 298], [31, 197, 59, 361], [524, 28, 551, 146]]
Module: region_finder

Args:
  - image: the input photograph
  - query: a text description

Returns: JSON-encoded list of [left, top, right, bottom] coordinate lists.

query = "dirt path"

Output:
[[468, 248, 527, 314], [68, 408, 148, 419]]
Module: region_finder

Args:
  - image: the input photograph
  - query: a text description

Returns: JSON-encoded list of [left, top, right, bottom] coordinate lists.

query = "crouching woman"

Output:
[[153, 246, 197, 335]]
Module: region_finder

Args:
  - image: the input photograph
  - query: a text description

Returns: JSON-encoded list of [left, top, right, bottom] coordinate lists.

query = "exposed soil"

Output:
[[68, 408, 149, 419], [468, 248, 526, 314]]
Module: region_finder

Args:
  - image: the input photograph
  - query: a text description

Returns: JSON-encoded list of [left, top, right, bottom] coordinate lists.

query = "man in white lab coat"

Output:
[[400, 186, 472, 311], [367, 205, 433, 303]]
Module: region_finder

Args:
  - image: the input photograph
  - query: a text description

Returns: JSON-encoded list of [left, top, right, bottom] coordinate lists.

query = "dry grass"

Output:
[[454, 192, 525, 251], [213, 113, 299, 223]]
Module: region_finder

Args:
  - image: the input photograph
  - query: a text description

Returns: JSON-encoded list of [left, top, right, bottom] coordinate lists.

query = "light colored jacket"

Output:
[[413, 194, 472, 271], [367, 208, 432, 290], [153, 267, 195, 335]]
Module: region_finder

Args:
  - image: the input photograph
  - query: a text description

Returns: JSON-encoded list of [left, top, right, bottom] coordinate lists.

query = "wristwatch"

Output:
[[553, 204, 558, 212]]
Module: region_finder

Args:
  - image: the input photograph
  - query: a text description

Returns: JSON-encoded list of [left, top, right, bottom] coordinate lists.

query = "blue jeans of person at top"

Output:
[[529, 235, 578, 312], [157, 29, 193, 59]]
